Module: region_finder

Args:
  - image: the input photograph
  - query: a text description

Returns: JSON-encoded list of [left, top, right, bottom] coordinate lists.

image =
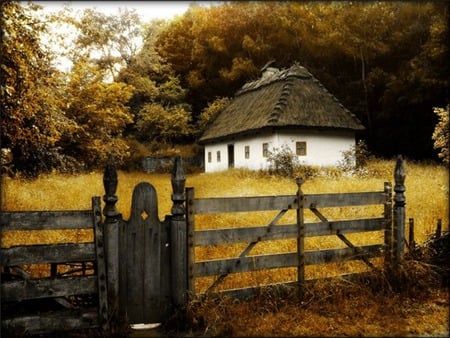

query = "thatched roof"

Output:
[[199, 63, 365, 144]]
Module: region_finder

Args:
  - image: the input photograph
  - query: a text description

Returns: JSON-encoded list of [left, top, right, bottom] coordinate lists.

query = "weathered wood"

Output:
[[121, 182, 170, 324], [435, 219, 442, 238], [191, 191, 386, 215], [408, 218, 415, 251], [393, 155, 406, 266], [304, 191, 387, 208], [102, 161, 122, 320], [170, 156, 188, 307], [2, 243, 95, 266], [192, 195, 297, 214], [296, 178, 305, 297], [205, 208, 289, 293], [0, 211, 94, 230], [194, 244, 383, 277], [384, 182, 393, 266], [186, 187, 196, 294], [194, 218, 385, 246], [2, 276, 97, 302], [92, 196, 109, 329], [2, 308, 99, 335]]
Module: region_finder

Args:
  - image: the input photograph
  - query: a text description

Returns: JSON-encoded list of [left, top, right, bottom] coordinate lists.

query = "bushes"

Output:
[[265, 141, 373, 179]]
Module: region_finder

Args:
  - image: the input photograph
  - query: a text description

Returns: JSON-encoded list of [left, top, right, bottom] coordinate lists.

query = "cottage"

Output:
[[199, 63, 365, 172]]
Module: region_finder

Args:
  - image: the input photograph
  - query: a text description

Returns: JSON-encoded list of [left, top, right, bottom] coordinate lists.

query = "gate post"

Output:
[[102, 160, 122, 321], [170, 156, 188, 307], [393, 155, 406, 268], [296, 178, 305, 298]]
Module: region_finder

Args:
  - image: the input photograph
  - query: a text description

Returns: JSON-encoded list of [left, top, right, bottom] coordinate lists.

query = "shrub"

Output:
[[432, 106, 449, 165], [338, 140, 372, 176], [266, 145, 299, 177]]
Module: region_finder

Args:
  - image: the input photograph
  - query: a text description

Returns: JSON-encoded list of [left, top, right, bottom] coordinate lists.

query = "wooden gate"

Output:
[[102, 157, 187, 325], [119, 182, 171, 324]]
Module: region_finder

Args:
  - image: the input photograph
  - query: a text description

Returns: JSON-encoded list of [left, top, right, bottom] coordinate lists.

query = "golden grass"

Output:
[[1, 159, 448, 336], [1, 159, 447, 257]]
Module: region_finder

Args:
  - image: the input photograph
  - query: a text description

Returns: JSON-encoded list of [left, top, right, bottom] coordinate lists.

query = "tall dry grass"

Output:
[[1, 159, 448, 287]]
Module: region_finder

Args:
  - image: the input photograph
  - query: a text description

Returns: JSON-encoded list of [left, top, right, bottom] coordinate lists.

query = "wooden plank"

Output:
[[193, 195, 297, 214], [91, 196, 109, 329], [1, 308, 99, 335], [191, 191, 386, 215], [304, 191, 386, 208], [194, 244, 383, 277], [2, 276, 97, 302], [194, 218, 385, 246], [1, 211, 93, 231], [1, 243, 95, 266]]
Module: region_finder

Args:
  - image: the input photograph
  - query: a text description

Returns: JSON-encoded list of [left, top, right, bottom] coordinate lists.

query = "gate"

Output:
[[119, 182, 171, 323], [102, 157, 187, 325]]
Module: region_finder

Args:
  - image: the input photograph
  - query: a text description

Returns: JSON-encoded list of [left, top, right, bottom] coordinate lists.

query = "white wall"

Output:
[[203, 129, 355, 172]]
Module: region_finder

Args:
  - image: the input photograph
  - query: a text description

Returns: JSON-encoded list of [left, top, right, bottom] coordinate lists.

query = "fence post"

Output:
[[102, 160, 122, 321], [435, 219, 442, 239], [170, 156, 188, 307], [408, 218, 415, 251], [296, 178, 305, 298], [393, 155, 406, 268], [383, 182, 393, 267]]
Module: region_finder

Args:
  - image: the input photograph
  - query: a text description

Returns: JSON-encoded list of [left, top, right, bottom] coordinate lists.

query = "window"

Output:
[[296, 141, 307, 156], [217, 151, 221, 162], [245, 146, 250, 159], [262, 143, 269, 157], [208, 152, 212, 163]]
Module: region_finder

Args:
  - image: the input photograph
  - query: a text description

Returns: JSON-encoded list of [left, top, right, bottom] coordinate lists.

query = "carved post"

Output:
[[170, 156, 188, 307], [296, 177, 305, 298], [102, 160, 122, 320], [393, 155, 406, 268], [383, 182, 393, 267]]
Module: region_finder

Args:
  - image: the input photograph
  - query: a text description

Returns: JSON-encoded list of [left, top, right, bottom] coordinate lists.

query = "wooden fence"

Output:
[[1, 198, 108, 335], [185, 179, 394, 298], [1, 155, 407, 334]]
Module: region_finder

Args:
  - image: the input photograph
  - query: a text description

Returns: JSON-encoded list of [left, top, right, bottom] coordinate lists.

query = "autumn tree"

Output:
[[1, 1, 77, 176], [52, 6, 143, 81], [118, 19, 192, 147], [432, 106, 449, 165], [156, 2, 449, 160], [62, 60, 134, 168]]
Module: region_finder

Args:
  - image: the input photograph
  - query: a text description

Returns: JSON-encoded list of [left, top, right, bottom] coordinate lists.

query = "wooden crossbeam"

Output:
[[205, 209, 288, 293]]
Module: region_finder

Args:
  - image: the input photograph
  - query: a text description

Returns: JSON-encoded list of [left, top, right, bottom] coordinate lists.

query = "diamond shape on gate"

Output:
[[141, 210, 149, 220]]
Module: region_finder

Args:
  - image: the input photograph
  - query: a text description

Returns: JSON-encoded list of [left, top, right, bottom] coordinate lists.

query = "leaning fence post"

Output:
[[103, 160, 122, 321], [170, 156, 188, 307], [296, 177, 305, 298], [393, 155, 406, 268]]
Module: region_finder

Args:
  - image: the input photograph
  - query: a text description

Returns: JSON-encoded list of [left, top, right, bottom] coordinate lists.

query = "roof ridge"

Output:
[[267, 76, 295, 124], [236, 63, 312, 96]]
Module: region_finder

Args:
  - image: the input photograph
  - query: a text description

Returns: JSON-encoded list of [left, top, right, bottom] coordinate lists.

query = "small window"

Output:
[[296, 141, 307, 156], [217, 151, 221, 162], [245, 146, 250, 159], [262, 143, 269, 157], [208, 152, 212, 163]]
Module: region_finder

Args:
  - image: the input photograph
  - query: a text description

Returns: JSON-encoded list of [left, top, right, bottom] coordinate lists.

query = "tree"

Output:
[[63, 60, 134, 168], [156, 2, 448, 160], [118, 19, 193, 146], [432, 106, 449, 165], [51, 6, 143, 81], [1, 1, 77, 176]]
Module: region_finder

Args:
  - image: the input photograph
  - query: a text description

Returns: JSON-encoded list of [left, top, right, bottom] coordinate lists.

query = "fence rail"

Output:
[[1, 197, 108, 335], [186, 181, 394, 297]]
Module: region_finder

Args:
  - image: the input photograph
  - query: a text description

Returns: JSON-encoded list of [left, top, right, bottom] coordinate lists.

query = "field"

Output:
[[1, 159, 449, 336]]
